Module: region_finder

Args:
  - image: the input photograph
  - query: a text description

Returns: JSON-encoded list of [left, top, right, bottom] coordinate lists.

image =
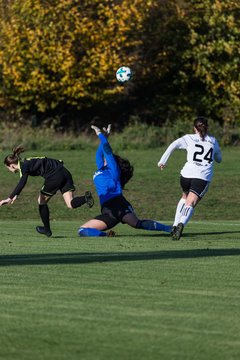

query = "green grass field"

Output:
[[0, 148, 239, 359]]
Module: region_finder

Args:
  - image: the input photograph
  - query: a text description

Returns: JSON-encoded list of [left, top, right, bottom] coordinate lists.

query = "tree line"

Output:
[[0, 0, 239, 134]]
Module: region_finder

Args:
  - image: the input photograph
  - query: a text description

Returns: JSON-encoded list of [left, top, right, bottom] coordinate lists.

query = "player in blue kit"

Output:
[[78, 125, 171, 237], [0, 147, 94, 237]]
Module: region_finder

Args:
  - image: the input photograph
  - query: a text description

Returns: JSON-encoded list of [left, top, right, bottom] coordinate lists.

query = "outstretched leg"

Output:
[[78, 219, 115, 237], [78, 228, 115, 237], [136, 220, 172, 232], [122, 213, 172, 233]]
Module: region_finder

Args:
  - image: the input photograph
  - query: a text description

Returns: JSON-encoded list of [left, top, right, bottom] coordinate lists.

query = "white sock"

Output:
[[173, 198, 186, 226], [179, 206, 194, 226]]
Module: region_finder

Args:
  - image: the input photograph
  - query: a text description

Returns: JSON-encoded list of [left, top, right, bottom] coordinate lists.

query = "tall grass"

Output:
[[0, 120, 229, 152]]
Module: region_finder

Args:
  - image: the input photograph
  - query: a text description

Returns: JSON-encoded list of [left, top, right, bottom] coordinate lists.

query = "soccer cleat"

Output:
[[85, 191, 94, 208], [36, 226, 52, 237], [170, 226, 177, 236], [172, 223, 184, 241], [107, 230, 116, 237]]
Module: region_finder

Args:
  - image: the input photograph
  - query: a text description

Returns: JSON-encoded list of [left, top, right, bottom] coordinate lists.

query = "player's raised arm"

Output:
[[102, 124, 111, 137], [94, 125, 112, 169], [91, 125, 118, 175]]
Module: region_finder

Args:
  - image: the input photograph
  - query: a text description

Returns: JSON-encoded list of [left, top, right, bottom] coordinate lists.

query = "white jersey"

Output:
[[158, 133, 222, 181]]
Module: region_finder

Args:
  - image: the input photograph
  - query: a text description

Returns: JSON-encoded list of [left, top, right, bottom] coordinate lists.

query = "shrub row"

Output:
[[1, 119, 239, 153]]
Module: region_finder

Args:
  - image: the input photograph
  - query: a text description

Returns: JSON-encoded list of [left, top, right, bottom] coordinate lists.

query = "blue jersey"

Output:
[[93, 134, 122, 205]]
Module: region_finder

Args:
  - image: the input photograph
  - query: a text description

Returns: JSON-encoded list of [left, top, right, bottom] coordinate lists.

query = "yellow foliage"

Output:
[[0, 0, 153, 111], [0, 0, 239, 127]]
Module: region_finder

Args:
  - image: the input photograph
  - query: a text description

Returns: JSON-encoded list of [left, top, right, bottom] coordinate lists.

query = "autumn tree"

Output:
[[181, 0, 240, 127], [0, 0, 239, 132], [135, 0, 240, 128], [0, 0, 151, 113]]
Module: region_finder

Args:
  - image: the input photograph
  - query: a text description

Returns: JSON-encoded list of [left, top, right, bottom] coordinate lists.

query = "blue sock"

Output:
[[136, 220, 172, 233], [78, 227, 107, 237]]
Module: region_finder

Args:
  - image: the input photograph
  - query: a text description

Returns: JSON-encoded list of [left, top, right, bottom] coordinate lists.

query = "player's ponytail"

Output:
[[194, 117, 208, 141], [4, 146, 25, 166], [114, 155, 134, 189]]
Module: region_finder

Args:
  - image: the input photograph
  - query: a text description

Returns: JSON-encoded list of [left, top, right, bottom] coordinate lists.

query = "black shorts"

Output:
[[180, 176, 209, 199], [94, 195, 134, 229], [41, 167, 75, 196]]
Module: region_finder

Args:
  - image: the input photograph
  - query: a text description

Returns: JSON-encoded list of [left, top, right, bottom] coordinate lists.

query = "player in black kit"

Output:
[[0, 146, 94, 237]]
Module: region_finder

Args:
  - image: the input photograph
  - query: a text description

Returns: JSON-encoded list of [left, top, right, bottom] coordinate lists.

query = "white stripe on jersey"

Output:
[[158, 133, 222, 181]]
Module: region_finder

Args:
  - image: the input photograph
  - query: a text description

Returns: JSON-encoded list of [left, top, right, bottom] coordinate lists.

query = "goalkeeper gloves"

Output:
[[91, 124, 112, 137], [91, 125, 101, 135]]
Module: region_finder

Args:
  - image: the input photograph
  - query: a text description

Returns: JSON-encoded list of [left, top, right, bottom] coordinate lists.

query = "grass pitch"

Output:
[[0, 147, 239, 359], [0, 220, 239, 360]]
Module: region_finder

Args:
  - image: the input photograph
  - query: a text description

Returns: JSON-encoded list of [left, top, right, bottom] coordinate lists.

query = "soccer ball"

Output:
[[116, 66, 132, 83]]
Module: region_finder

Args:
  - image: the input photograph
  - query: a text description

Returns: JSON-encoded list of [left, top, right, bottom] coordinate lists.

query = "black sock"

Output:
[[71, 196, 86, 208], [39, 204, 50, 230]]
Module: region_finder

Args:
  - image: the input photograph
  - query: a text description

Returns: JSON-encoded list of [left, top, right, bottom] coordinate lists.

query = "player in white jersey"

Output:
[[158, 117, 222, 240]]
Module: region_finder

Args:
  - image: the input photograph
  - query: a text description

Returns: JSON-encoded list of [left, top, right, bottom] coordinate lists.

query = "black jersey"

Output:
[[20, 157, 63, 178], [9, 157, 64, 199]]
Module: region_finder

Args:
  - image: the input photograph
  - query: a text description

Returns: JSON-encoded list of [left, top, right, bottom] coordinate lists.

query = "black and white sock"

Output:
[[173, 198, 186, 226], [179, 206, 194, 226]]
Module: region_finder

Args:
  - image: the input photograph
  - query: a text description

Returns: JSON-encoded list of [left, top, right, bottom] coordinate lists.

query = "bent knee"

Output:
[[38, 194, 51, 205]]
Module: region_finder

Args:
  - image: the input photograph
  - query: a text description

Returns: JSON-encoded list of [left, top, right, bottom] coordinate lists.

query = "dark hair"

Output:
[[114, 154, 134, 189], [4, 146, 25, 166], [194, 117, 208, 140]]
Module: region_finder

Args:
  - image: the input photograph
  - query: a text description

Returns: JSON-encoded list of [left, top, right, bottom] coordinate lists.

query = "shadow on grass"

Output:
[[185, 231, 240, 237], [123, 231, 240, 238], [0, 248, 240, 266]]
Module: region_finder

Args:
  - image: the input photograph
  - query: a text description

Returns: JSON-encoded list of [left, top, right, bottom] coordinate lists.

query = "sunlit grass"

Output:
[[0, 147, 239, 360], [0, 220, 240, 360]]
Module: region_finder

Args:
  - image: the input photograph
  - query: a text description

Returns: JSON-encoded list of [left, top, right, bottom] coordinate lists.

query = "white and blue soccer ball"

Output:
[[116, 66, 132, 83]]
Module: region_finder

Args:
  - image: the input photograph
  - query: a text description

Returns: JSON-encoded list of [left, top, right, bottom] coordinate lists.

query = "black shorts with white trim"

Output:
[[180, 176, 210, 199]]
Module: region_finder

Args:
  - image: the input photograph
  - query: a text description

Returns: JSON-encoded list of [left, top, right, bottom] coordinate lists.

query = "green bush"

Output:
[[0, 122, 94, 151], [0, 119, 229, 152]]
